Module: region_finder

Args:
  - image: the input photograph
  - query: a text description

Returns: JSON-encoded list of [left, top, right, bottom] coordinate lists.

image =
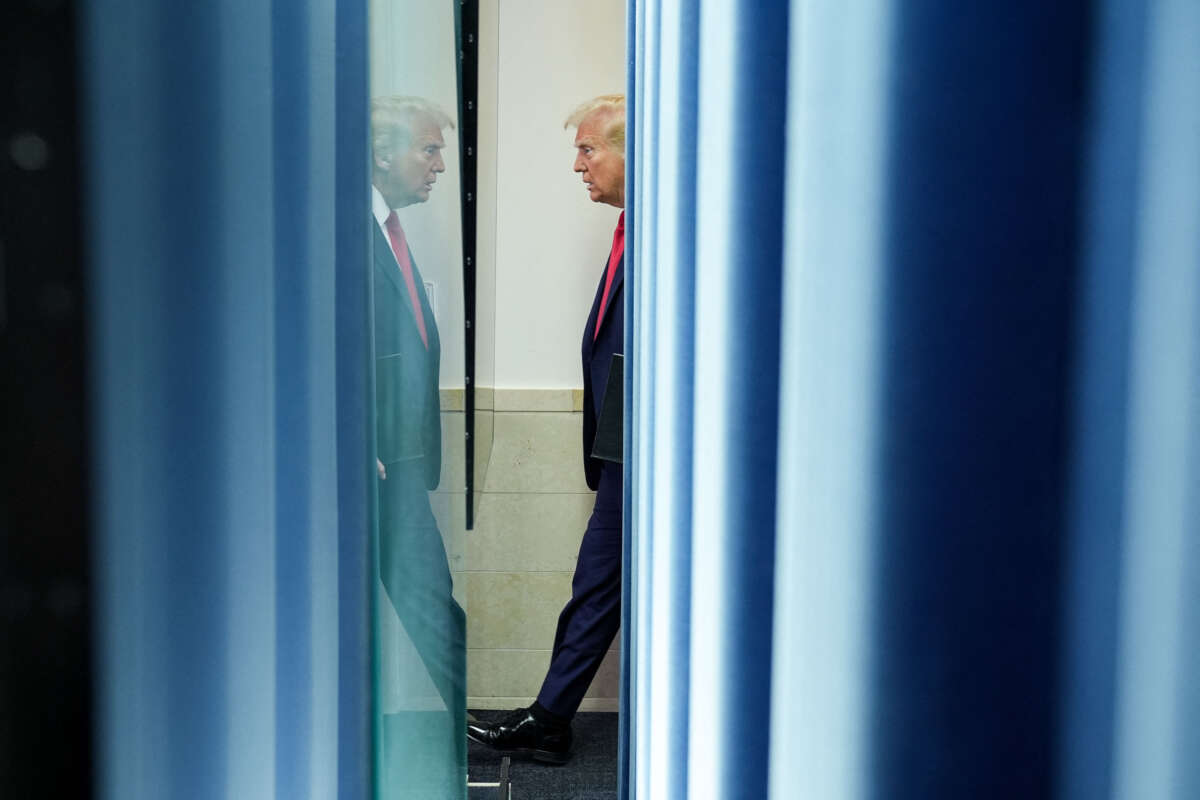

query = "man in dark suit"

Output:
[[468, 94, 627, 765], [371, 96, 466, 792]]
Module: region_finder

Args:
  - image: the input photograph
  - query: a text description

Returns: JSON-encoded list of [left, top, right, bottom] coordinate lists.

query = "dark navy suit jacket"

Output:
[[581, 251, 624, 492], [373, 223, 442, 492]]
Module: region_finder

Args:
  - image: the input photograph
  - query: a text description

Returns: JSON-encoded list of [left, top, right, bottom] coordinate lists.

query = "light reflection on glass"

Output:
[[369, 2, 467, 796]]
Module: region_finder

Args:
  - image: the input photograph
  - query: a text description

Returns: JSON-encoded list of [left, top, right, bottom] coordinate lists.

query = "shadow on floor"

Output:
[[468, 711, 618, 800]]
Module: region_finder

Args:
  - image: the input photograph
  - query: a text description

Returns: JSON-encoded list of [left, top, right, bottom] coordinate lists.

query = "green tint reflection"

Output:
[[369, 1, 467, 797]]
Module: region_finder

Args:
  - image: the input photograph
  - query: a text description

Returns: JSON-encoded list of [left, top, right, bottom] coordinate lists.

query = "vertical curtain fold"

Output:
[[83, 0, 371, 797], [868, 4, 1091, 796], [686, 1, 789, 798], [620, 1, 647, 797], [271, 1, 343, 797], [629, 0, 1198, 798], [641, 2, 699, 800], [627, 1, 789, 798], [1105, 3, 1200, 797], [769, 1, 893, 797], [272, 6, 316, 798], [333, 0, 373, 797], [630, 1, 659, 799], [1058, 0, 1147, 796]]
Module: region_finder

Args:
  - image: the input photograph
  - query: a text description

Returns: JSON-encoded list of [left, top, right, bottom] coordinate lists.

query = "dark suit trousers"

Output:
[[377, 463, 467, 771], [536, 461, 623, 719]]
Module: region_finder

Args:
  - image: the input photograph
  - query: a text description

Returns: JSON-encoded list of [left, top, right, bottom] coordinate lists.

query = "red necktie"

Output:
[[594, 211, 625, 340], [383, 211, 429, 349]]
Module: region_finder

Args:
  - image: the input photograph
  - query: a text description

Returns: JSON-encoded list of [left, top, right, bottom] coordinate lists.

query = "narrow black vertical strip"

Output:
[[334, 0, 373, 796], [456, 0, 479, 529], [0, 0, 92, 795]]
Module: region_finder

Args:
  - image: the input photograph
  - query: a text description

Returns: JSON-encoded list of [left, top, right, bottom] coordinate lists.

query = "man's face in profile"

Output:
[[573, 110, 625, 209], [377, 111, 446, 208]]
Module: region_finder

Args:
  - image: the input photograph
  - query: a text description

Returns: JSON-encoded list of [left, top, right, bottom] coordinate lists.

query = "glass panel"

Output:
[[369, 1, 467, 796], [472, 0, 497, 524]]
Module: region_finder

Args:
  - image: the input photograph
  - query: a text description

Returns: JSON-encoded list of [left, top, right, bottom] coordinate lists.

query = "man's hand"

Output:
[[377, 458, 387, 480]]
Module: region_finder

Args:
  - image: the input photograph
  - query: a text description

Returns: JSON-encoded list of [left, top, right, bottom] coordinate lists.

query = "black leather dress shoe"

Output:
[[466, 707, 573, 765]]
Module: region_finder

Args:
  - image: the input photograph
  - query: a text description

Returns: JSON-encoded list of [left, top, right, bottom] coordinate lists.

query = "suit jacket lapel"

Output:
[[593, 253, 624, 343], [373, 224, 406, 295]]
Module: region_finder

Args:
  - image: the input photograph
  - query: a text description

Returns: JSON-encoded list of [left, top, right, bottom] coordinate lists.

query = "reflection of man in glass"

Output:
[[370, 96, 465, 793], [469, 95, 626, 765]]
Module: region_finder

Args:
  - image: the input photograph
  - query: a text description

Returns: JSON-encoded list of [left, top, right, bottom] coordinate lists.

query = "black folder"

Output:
[[591, 354, 623, 463]]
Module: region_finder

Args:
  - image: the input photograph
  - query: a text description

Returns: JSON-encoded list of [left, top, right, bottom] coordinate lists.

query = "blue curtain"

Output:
[[627, 1, 1199, 798], [626, 1, 702, 799], [81, 1, 372, 798], [627, 1, 788, 799]]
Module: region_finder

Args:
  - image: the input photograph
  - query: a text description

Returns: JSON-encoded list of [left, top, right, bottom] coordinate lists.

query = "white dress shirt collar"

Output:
[[372, 185, 392, 228]]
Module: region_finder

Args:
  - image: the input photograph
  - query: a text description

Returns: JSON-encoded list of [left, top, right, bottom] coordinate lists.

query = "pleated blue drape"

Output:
[[627, 1, 1199, 798], [82, 1, 372, 798], [627, 1, 701, 800], [627, 2, 788, 800], [1082, 3, 1200, 797]]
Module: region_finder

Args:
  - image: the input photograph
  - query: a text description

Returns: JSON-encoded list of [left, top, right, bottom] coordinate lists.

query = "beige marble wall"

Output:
[[463, 391, 619, 712]]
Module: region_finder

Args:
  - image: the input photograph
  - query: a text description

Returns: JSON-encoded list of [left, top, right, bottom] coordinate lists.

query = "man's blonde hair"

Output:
[[371, 96, 455, 160], [564, 94, 626, 156]]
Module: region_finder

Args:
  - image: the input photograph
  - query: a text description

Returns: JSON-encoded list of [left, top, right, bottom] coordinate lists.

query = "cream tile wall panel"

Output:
[[465, 571, 573, 650], [438, 410, 466, 492], [445, 386, 494, 412], [577, 697, 620, 712], [467, 648, 553, 698], [468, 696, 540, 711], [439, 388, 464, 411], [587, 647, 620, 698], [467, 648, 620, 700], [493, 388, 577, 412], [471, 490, 484, 526], [484, 412, 592, 493], [474, 407, 494, 489], [468, 492, 594, 572], [433, 408, 495, 493]]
